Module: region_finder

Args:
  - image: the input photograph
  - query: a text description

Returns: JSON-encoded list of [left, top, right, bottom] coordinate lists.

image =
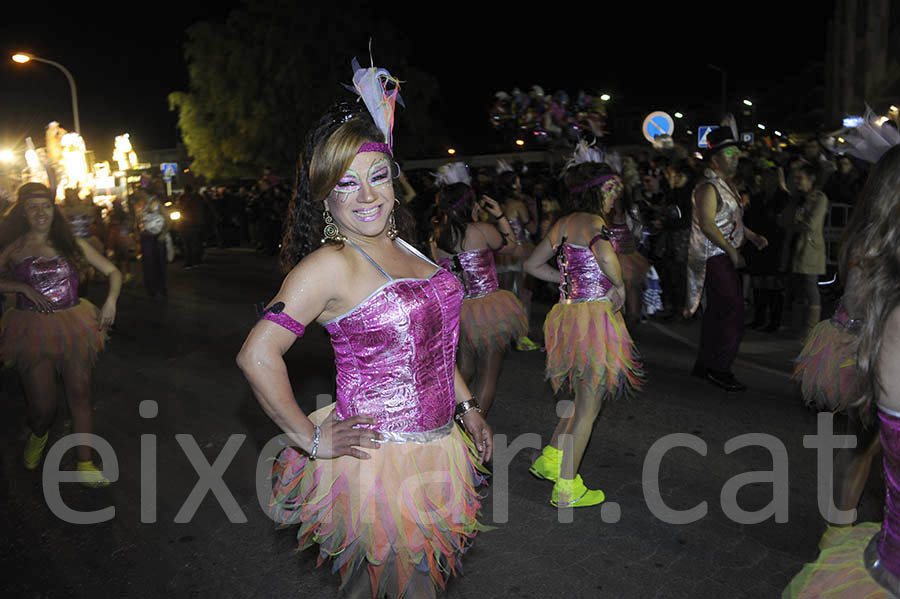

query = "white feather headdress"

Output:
[[433, 162, 471, 187], [835, 105, 900, 164]]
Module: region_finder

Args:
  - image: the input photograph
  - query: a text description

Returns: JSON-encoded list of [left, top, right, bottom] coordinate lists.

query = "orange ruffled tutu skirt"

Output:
[[543, 300, 645, 400], [459, 289, 528, 355], [793, 320, 861, 413], [270, 404, 490, 598], [783, 523, 890, 598], [0, 299, 106, 370]]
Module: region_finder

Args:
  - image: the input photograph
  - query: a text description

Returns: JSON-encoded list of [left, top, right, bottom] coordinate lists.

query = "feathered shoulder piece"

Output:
[[836, 105, 900, 164], [344, 52, 405, 153], [433, 162, 471, 187]]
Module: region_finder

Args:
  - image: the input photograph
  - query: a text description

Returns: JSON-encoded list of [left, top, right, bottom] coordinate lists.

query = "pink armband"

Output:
[[261, 302, 306, 337]]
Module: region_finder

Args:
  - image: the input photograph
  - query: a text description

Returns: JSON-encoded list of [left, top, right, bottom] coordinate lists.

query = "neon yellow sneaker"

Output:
[[551, 475, 606, 508], [76, 461, 111, 488], [515, 336, 540, 351], [529, 445, 562, 482], [23, 432, 48, 470]]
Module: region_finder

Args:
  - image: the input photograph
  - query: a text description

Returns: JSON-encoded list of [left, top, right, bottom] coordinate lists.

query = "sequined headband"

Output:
[[568, 174, 621, 195], [357, 142, 392, 156]]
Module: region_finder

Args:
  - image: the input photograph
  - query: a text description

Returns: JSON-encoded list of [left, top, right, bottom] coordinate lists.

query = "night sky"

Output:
[[1, 1, 833, 166]]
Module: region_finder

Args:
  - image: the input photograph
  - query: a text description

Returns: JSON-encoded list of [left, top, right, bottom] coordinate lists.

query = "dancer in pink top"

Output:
[[430, 162, 526, 416], [237, 60, 491, 599], [0, 182, 121, 487]]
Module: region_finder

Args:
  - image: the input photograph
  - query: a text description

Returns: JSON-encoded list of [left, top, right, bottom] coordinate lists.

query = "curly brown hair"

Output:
[[279, 103, 386, 272], [842, 145, 900, 409]]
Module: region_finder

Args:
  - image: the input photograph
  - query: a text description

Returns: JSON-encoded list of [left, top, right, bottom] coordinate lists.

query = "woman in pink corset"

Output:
[[430, 162, 526, 416], [783, 143, 900, 599], [0, 182, 121, 487], [237, 63, 491, 599], [524, 160, 645, 508]]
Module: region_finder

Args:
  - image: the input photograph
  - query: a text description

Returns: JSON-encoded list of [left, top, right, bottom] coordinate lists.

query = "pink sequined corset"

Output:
[[607, 223, 638, 254], [438, 249, 499, 299], [831, 298, 863, 331], [874, 408, 900, 578], [68, 213, 93, 238], [324, 260, 463, 434], [556, 243, 613, 303], [13, 256, 79, 310], [507, 217, 529, 245]]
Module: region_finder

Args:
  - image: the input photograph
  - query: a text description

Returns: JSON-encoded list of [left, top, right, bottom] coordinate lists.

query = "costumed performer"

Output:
[[494, 160, 540, 351], [792, 110, 900, 525], [685, 126, 768, 393], [236, 59, 491, 599], [782, 141, 900, 599], [0, 182, 121, 487], [429, 162, 527, 416], [523, 155, 645, 508], [601, 160, 650, 328]]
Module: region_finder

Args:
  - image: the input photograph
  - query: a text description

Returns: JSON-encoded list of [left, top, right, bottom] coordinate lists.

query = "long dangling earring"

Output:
[[386, 199, 399, 240], [322, 209, 345, 243]]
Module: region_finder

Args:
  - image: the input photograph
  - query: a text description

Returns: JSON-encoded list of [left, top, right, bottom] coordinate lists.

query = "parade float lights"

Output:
[[0, 150, 14, 163]]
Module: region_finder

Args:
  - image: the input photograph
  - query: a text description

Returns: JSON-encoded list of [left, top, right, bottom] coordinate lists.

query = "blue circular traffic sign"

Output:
[[642, 111, 674, 142]]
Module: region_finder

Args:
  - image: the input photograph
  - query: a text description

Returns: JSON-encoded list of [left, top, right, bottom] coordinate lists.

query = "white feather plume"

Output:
[[433, 162, 471, 187], [836, 105, 900, 164]]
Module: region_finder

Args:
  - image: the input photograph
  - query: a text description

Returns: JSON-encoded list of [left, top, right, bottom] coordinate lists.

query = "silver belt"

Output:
[[559, 296, 610, 305], [377, 419, 454, 444]]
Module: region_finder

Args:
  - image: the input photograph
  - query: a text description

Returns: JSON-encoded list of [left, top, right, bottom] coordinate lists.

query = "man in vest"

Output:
[[685, 127, 768, 392]]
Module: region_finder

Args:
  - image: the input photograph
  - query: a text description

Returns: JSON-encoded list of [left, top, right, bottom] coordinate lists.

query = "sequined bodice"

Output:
[[556, 243, 613, 302], [876, 408, 900, 577], [507, 217, 529, 245], [324, 240, 463, 433], [68, 213, 93, 238], [607, 224, 638, 254], [13, 256, 79, 310], [438, 248, 499, 299]]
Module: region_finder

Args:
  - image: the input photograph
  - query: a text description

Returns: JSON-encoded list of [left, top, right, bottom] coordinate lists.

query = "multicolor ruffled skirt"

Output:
[[619, 250, 651, 289], [793, 320, 861, 413], [270, 404, 490, 598], [459, 290, 528, 356], [543, 300, 645, 400], [783, 523, 891, 598], [0, 299, 106, 370]]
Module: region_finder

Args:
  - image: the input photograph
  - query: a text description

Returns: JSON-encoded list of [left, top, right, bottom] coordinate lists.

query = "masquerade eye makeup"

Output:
[[368, 158, 391, 187], [333, 169, 361, 195]]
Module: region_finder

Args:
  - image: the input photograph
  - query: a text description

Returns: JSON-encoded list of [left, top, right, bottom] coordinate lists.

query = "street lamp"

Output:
[[674, 112, 684, 119], [0, 150, 14, 163], [599, 93, 611, 102], [743, 99, 753, 107], [12, 52, 80, 134]]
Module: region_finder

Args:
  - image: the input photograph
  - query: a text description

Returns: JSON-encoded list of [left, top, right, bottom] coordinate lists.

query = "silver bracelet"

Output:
[[309, 425, 321, 460], [454, 398, 482, 423]]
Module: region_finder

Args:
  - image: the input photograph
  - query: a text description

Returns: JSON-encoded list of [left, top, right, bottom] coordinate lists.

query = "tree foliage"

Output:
[[169, 0, 447, 181]]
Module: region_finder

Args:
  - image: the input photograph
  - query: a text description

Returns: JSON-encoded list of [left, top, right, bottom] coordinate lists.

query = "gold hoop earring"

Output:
[[386, 200, 399, 240], [322, 209, 345, 243]]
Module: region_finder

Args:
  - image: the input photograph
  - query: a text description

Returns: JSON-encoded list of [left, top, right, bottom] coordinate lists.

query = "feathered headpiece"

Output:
[[564, 139, 604, 171], [344, 52, 404, 155], [834, 105, 900, 164], [495, 159, 515, 174], [433, 162, 471, 187], [563, 140, 622, 194]]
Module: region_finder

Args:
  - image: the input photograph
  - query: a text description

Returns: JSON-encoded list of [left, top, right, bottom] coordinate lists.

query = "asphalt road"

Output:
[[0, 248, 884, 599]]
